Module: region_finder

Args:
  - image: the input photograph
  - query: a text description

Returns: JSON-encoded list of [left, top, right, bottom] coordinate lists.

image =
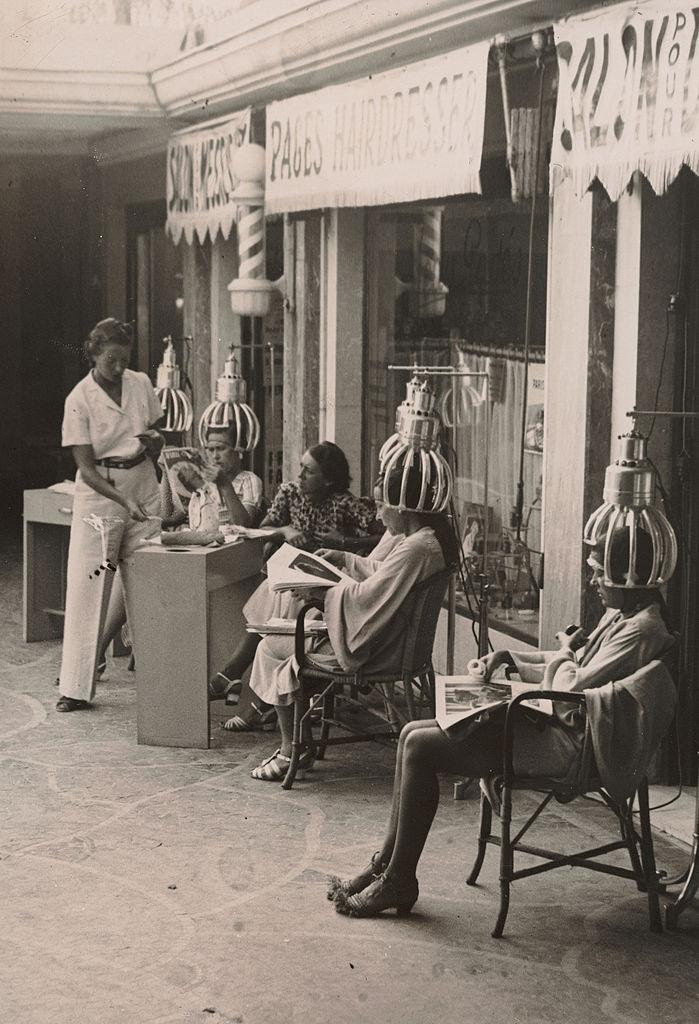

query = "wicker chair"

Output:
[[466, 658, 677, 937], [281, 567, 454, 790]]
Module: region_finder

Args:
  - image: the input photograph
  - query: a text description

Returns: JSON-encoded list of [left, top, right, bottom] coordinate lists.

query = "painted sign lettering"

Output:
[[265, 44, 489, 214], [552, 1, 699, 199], [166, 109, 250, 244]]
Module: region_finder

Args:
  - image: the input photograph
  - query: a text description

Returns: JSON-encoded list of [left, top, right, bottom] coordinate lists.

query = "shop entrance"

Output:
[[126, 200, 185, 384]]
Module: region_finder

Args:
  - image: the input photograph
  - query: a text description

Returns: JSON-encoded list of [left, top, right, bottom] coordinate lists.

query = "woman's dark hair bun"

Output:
[[307, 441, 351, 493], [84, 318, 134, 358]]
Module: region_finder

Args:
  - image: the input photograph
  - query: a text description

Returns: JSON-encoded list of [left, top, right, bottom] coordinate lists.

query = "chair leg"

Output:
[[403, 672, 417, 721], [426, 666, 436, 717], [282, 694, 304, 791], [615, 799, 647, 891], [317, 690, 333, 760], [493, 784, 513, 938], [467, 790, 492, 886], [637, 779, 663, 933]]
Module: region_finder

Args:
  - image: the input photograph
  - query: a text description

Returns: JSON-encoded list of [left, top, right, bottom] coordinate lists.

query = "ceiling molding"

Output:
[[151, 0, 592, 121]]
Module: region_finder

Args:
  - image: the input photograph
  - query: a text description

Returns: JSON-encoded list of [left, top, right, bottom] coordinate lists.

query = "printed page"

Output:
[[434, 677, 552, 732], [435, 675, 512, 732], [265, 543, 353, 592]]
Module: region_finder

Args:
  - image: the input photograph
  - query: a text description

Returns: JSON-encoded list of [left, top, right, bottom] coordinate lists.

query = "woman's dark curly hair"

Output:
[[307, 441, 351, 493], [84, 318, 134, 359]]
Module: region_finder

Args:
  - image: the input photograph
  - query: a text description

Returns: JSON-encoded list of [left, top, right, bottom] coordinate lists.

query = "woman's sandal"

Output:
[[221, 702, 277, 732], [208, 673, 243, 703], [327, 851, 387, 901], [334, 872, 418, 918], [96, 659, 107, 680], [250, 747, 314, 782], [56, 696, 92, 713]]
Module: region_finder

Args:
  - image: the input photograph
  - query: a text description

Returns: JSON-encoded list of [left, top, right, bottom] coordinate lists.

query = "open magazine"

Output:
[[265, 542, 353, 593], [246, 617, 328, 636], [435, 674, 553, 732], [159, 446, 206, 515]]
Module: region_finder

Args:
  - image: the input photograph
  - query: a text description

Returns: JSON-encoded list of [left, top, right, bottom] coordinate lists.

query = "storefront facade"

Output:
[[3, 0, 697, 773]]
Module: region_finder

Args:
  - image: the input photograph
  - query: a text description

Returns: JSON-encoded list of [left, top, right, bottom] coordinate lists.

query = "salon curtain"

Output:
[[443, 352, 542, 550]]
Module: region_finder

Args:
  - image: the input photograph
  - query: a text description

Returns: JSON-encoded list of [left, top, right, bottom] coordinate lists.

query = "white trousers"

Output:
[[58, 462, 160, 702]]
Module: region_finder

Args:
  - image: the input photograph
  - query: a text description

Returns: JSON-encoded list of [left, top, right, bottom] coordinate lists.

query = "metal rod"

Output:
[[515, 55, 547, 542], [494, 36, 519, 203], [627, 410, 699, 418], [269, 342, 277, 488], [385, 362, 492, 662]]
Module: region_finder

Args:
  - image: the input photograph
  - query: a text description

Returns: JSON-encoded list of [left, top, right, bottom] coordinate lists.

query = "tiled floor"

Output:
[[1, 529, 697, 1024]]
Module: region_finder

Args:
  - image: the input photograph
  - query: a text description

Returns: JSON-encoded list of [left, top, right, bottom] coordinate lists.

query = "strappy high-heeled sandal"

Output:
[[327, 851, 387, 901], [250, 747, 314, 782], [208, 673, 243, 702], [334, 872, 418, 918], [221, 701, 277, 732]]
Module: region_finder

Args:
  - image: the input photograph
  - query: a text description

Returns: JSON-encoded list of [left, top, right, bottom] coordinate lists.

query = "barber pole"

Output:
[[415, 207, 448, 318], [228, 143, 275, 318]]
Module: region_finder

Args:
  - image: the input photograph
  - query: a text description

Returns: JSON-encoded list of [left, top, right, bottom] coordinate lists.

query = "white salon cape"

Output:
[[249, 527, 444, 707], [58, 369, 163, 702]]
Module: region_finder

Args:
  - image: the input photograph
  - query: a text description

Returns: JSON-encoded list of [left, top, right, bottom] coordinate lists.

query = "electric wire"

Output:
[[514, 54, 547, 540]]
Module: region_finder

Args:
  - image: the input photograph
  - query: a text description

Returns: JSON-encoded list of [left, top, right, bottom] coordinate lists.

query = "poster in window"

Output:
[[524, 366, 545, 454]]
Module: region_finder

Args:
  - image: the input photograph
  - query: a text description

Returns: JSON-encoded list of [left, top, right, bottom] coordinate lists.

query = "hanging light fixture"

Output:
[[379, 371, 453, 512], [154, 336, 193, 433], [583, 429, 677, 587], [198, 349, 261, 450]]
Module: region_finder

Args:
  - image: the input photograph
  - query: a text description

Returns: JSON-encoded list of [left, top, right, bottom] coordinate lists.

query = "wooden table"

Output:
[[131, 539, 263, 748], [23, 488, 75, 642]]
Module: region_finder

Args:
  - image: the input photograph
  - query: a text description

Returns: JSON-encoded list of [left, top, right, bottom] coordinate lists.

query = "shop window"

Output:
[[364, 194, 548, 642]]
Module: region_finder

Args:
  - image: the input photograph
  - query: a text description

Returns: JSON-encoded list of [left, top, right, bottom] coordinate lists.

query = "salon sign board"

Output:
[[166, 108, 251, 244], [552, 1, 699, 199], [265, 43, 490, 214]]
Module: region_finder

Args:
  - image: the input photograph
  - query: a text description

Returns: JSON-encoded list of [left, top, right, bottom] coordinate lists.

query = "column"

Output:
[[541, 183, 616, 645], [282, 214, 321, 481], [320, 208, 365, 488], [183, 240, 212, 436]]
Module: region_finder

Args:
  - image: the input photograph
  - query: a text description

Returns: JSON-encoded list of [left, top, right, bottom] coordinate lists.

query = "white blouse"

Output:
[[188, 471, 264, 531], [62, 369, 162, 460]]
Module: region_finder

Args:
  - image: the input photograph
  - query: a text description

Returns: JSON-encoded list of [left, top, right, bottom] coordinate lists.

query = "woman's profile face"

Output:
[[587, 555, 621, 609], [299, 451, 330, 500], [93, 342, 131, 383], [374, 486, 403, 535], [205, 435, 241, 476]]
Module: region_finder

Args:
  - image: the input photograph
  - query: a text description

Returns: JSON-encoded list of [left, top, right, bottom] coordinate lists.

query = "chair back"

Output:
[[396, 568, 453, 674]]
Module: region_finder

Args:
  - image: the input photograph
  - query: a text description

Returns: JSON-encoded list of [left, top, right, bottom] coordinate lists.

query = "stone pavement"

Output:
[[1, 532, 697, 1024]]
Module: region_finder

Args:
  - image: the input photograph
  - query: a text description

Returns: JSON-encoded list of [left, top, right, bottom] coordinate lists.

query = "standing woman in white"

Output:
[[56, 319, 164, 712]]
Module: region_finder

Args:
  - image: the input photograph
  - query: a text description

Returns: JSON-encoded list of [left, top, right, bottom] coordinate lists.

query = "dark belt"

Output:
[[95, 452, 147, 470]]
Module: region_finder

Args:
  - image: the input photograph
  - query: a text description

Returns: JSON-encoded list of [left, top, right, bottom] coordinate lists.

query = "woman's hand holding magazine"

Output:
[[435, 667, 553, 732], [265, 543, 354, 594]]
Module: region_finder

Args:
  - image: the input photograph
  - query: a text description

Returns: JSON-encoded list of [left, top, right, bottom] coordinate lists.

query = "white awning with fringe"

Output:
[[551, 1, 699, 200], [265, 41, 490, 215], [166, 108, 251, 245]]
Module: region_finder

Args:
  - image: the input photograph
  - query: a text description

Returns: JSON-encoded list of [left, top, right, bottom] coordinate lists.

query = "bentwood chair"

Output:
[[281, 568, 454, 789], [466, 658, 677, 937]]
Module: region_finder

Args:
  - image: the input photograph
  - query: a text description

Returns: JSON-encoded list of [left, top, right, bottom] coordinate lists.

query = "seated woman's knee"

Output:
[[402, 722, 442, 766]]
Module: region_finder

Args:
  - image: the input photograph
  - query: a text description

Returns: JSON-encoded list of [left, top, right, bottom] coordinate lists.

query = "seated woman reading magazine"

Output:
[[245, 460, 459, 781], [327, 527, 673, 919]]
